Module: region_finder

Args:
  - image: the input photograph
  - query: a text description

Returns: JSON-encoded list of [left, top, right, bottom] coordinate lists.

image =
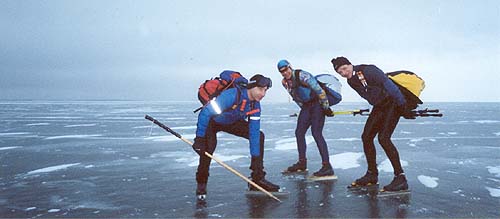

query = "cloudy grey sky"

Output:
[[1, 0, 499, 102]]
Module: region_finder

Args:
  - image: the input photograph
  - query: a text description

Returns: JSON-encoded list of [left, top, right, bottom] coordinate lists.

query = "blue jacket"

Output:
[[282, 69, 330, 109], [348, 65, 406, 106], [196, 87, 262, 156]]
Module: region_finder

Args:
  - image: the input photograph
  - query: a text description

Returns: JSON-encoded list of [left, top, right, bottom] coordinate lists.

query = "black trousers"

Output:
[[362, 99, 404, 175], [196, 120, 265, 184]]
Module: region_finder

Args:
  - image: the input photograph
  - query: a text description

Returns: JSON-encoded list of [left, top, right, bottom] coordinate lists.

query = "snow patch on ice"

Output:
[[27, 163, 80, 175], [25, 207, 37, 211], [474, 120, 500, 124], [378, 159, 408, 173], [45, 134, 102, 140], [165, 117, 187, 120], [0, 146, 21, 151], [330, 152, 364, 170], [400, 131, 412, 134], [26, 123, 50, 126], [0, 132, 31, 136], [494, 132, 500, 136], [485, 187, 500, 197], [447, 132, 457, 135], [48, 209, 61, 213], [486, 166, 500, 177], [170, 125, 197, 130], [275, 136, 314, 150], [186, 154, 246, 167], [337, 138, 359, 142], [144, 134, 195, 142], [64, 123, 97, 128], [418, 175, 439, 188], [132, 125, 152, 129], [150, 151, 192, 158]]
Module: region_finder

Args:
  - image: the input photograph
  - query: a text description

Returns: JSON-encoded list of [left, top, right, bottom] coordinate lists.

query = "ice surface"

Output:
[[337, 138, 359, 141], [170, 125, 197, 130], [473, 120, 500, 124], [418, 175, 439, 188], [25, 207, 37, 211], [486, 166, 500, 177], [186, 154, 246, 167], [378, 159, 409, 173], [0, 146, 21, 151], [1, 101, 499, 218], [25, 123, 50, 126], [485, 187, 500, 197], [44, 134, 102, 140], [144, 134, 196, 142], [27, 163, 81, 175], [0, 132, 31, 136], [274, 136, 314, 150], [330, 152, 363, 169], [63, 124, 97, 128]]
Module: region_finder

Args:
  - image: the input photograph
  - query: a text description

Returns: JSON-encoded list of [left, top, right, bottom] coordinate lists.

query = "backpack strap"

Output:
[[294, 69, 303, 87], [230, 86, 242, 110], [356, 71, 368, 92]]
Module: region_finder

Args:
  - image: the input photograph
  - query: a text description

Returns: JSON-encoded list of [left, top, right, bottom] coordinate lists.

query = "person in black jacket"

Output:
[[331, 56, 412, 192]]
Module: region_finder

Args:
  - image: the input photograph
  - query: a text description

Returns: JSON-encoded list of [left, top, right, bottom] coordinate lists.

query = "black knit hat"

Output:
[[331, 56, 351, 71], [247, 74, 272, 89]]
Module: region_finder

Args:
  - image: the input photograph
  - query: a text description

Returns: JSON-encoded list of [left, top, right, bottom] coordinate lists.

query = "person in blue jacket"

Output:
[[277, 59, 336, 177], [192, 74, 279, 199], [331, 56, 413, 192]]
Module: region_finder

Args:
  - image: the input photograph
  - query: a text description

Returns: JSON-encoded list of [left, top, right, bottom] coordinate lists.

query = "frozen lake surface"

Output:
[[0, 101, 499, 217]]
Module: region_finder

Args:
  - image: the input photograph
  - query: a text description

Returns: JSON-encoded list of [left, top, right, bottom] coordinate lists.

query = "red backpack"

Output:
[[194, 70, 247, 113]]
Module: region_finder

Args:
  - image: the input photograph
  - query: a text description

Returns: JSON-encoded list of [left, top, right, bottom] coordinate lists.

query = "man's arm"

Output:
[[196, 88, 238, 137], [300, 70, 330, 109], [364, 65, 406, 106], [248, 102, 261, 157]]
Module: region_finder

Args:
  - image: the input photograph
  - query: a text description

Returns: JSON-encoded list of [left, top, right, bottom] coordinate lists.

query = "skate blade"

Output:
[[374, 189, 411, 197], [306, 175, 338, 182], [245, 190, 290, 197], [281, 169, 308, 175], [347, 183, 379, 190], [196, 194, 206, 201]]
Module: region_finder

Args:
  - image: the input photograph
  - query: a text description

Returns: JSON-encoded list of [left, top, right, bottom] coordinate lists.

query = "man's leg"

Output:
[[295, 106, 312, 161], [361, 105, 385, 174], [219, 120, 279, 192], [310, 103, 329, 163], [310, 103, 334, 176], [378, 102, 409, 192], [350, 104, 385, 187], [378, 103, 404, 176], [196, 121, 217, 198]]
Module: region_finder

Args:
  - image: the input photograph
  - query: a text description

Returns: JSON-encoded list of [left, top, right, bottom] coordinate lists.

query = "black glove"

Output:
[[324, 108, 334, 117], [192, 136, 207, 156]]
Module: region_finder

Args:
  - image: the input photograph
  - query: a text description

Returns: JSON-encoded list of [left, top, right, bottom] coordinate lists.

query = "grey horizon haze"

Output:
[[1, 0, 499, 103]]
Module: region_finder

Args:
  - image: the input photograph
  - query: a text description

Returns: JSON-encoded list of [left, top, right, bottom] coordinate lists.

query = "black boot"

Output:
[[195, 172, 208, 200], [248, 178, 280, 192], [196, 183, 207, 200], [349, 170, 378, 188], [285, 159, 307, 173], [382, 173, 408, 192], [249, 156, 280, 192], [313, 163, 334, 177]]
